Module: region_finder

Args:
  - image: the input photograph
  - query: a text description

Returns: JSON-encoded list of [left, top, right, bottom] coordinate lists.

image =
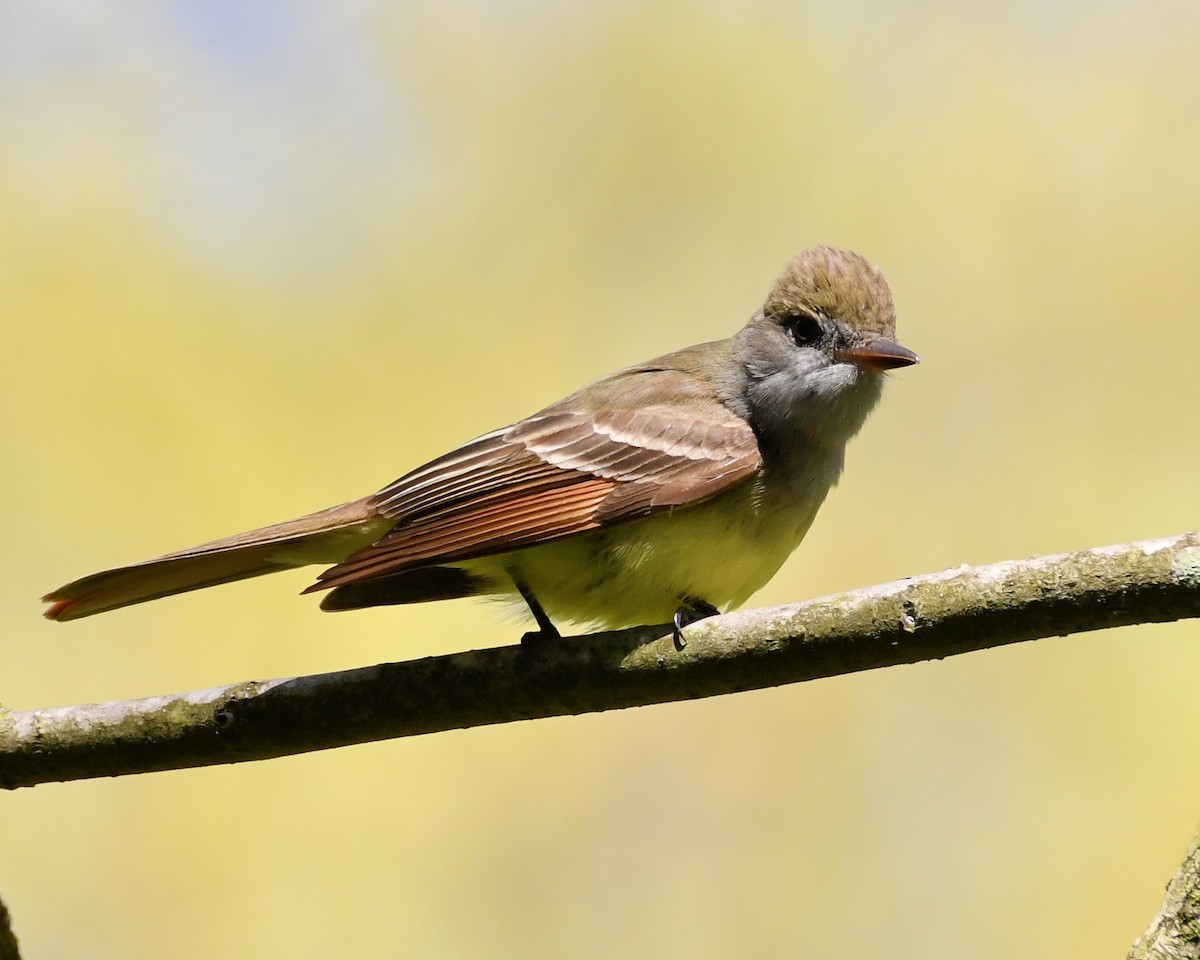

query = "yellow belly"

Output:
[[460, 475, 829, 630]]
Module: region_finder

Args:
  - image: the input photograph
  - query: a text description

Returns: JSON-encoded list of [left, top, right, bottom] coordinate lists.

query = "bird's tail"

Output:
[[42, 497, 387, 622]]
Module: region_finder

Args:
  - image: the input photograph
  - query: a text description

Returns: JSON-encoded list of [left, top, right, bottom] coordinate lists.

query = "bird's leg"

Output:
[[514, 578, 561, 645], [672, 597, 720, 650]]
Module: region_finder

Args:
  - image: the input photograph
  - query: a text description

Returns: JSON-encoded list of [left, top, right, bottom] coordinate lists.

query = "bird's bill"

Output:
[[834, 338, 919, 371]]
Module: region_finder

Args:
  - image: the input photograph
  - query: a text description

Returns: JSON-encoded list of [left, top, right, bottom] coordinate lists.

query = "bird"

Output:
[[43, 246, 918, 643]]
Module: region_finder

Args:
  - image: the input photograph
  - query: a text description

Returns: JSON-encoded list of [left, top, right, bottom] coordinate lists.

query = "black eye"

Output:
[[782, 312, 823, 346]]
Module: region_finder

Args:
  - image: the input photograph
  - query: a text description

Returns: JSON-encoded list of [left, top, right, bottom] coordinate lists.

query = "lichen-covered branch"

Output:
[[3, 532, 1199, 790], [1129, 831, 1200, 959]]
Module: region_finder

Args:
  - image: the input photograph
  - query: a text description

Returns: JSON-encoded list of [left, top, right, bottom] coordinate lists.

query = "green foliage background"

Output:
[[3, 3, 1200, 957]]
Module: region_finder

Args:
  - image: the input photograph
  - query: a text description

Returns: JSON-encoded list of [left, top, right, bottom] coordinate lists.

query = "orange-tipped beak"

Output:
[[835, 338, 919, 372]]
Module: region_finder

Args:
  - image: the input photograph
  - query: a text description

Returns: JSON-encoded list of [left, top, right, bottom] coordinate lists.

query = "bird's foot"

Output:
[[672, 598, 720, 650], [514, 577, 562, 647], [520, 624, 561, 647]]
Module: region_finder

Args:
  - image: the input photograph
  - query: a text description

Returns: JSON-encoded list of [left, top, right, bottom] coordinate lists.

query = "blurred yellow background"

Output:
[[4, 2, 1200, 957]]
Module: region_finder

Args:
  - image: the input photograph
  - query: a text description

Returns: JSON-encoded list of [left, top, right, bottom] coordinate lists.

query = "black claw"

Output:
[[672, 610, 688, 650], [672, 598, 720, 650]]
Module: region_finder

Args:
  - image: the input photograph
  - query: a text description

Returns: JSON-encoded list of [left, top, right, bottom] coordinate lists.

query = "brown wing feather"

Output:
[[312, 477, 614, 591], [308, 371, 762, 598]]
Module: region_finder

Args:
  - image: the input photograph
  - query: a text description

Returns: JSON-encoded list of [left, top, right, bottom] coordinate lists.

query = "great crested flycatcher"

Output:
[[43, 246, 918, 640]]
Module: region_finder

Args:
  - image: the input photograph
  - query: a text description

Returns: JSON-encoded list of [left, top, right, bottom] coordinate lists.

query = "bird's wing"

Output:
[[307, 376, 761, 594]]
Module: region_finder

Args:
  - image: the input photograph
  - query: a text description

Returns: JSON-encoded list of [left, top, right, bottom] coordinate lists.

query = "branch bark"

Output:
[[0, 889, 21, 960], [3, 532, 1199, 790], [1129, 831, 1200, 959]]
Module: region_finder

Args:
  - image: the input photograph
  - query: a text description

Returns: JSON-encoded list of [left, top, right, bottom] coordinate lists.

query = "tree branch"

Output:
[[1129, 831, 1200, 959], [0, 888, 21, 960], [3, 532, 1199, 790]]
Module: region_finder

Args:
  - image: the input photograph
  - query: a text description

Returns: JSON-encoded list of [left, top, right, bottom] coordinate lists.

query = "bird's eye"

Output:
[[783, 313, 823, 347]]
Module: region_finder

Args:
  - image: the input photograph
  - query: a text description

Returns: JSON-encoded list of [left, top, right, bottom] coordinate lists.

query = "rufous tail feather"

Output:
[[42, 497, 387, 621]]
